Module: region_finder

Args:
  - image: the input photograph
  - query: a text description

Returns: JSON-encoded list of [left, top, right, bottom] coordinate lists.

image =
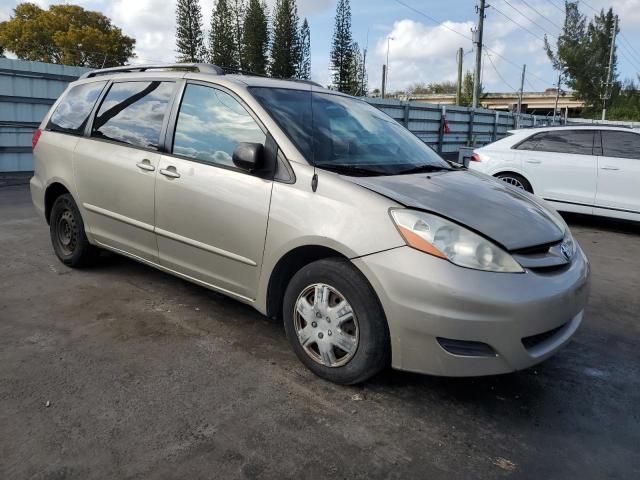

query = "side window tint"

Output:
[[602, 131, 640, 160], [534, 130, 594, 155], [172, 84, 266, 167], [92, 81, 175, 150], [47, 81, 106, 135], [516, 134, 540, 150]]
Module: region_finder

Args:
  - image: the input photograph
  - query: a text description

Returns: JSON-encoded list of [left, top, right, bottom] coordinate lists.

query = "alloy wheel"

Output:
[[499, 175, 526, 190]]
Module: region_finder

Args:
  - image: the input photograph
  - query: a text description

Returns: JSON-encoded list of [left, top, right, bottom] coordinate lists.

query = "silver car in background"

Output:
[[30, 64, 590, 385]]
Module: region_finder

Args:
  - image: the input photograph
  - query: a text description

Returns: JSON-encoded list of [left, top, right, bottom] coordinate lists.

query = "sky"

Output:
[[1, 0, 639, 93]]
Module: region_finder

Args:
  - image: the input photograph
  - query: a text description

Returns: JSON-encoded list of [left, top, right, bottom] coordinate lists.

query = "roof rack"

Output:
[[80, 62, 324, 88], [80, 63, 225, 79]]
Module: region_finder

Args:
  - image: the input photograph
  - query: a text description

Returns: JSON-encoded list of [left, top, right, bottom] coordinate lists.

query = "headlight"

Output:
[[390, 209, 523, 273]]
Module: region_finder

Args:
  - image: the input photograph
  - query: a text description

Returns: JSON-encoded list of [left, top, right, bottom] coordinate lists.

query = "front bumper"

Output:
[[353, 245, 590, 376]]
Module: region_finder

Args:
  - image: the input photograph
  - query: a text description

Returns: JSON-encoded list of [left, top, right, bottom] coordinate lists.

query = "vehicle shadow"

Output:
[[562, 212, 640, 235], [94, 251, 591, 422]]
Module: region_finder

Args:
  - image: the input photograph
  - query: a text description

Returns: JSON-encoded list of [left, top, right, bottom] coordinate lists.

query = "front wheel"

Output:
[[49, 193, 98, 267], [283, 258, 390, 385], [495, 172, 533, 193]]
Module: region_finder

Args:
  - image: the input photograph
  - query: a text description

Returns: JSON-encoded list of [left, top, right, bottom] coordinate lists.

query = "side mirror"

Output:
[[232, 142, 264, 172]]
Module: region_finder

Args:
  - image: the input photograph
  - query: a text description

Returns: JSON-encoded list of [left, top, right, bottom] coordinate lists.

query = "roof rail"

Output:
[[80, 63, 225, 79]]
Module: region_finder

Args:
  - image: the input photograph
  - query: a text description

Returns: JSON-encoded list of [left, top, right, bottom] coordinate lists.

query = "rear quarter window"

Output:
[[47, 81, 107, 135]]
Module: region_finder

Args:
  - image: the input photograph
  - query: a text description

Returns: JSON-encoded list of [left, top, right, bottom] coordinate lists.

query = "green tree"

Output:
[[545, 2, 619, 111], [175, 0, 207, 62], [330, 0, 354, 92], [605, 77, 640, 121], [209, 0, 238, 69], [409, 81, 457, 95], [231, 0, 246, 69], [243, 0, 269, 74], [297, 17, 311, 79], [0, 3, 135, 67], [271, 0, 300, 78], [349, 42, 367, 96], [460, 71, 483, 107]]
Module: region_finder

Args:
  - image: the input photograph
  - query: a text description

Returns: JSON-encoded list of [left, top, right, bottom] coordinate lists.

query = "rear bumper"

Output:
[[30, 174, 45, 219], [353, 245, 590, 376]]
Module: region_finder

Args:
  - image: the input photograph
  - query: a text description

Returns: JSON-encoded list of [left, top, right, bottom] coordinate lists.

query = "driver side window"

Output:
[[172, 84, 266, 167]]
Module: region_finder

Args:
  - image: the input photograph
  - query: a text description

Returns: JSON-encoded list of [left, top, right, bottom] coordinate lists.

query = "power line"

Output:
[[392, 0, 553, 90], [543, 0, 565, 15], [483, 45, 551, 88], [500, 0, 558, 37], [491, 4, 548, 43], [620, 33, 640, 66], [520, 0, 563, 30], [485, 52, 519, 92], [392, 0, 473, 42]]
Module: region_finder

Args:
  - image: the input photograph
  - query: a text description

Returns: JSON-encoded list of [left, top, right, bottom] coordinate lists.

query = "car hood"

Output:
[[346, 169, 564, 251]]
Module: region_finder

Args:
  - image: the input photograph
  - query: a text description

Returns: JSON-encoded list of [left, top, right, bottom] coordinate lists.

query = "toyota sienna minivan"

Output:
[[30, 64, 590, 384]]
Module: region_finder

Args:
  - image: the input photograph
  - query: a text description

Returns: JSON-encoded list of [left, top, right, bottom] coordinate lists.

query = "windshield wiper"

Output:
[[396, 164, 453, 175], [315, 164, 386, 177]]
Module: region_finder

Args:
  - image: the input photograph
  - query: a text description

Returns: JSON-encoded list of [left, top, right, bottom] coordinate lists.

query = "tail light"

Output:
[[471, 152, 481, 162], [32, 128, 42, 150]]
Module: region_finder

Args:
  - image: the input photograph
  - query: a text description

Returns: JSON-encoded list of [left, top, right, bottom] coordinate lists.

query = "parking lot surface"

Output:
[[1, 184, 639, 479]]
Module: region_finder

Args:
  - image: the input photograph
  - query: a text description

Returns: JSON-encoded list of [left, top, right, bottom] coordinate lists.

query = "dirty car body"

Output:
[[30, 64, 590, 384]]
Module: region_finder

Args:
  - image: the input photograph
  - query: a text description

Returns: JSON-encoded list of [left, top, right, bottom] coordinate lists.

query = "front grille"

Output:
[[522, 323, 567, 351], [511, 239, 571, 273]]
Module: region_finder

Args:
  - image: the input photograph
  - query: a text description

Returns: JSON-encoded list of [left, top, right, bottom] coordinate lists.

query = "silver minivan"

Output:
[[31, 64, 590, 384]]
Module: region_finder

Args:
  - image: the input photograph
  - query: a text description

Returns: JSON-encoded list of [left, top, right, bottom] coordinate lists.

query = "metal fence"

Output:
[[0, 59, 90, 173], [0, 58, 562, 173], [364, 98, 562, 157]]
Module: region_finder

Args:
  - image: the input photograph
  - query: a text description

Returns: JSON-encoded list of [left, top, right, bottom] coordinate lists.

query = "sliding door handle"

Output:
[[160, 167, 181, 178], [136, 160, 155, 171], [601, 166, 620, 171], [526, 159, 542, 164]]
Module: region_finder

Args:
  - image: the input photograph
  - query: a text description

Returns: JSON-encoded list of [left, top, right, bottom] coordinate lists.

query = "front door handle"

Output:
[[136, 160, 155, 171], [601, 166, 620, 171], [526, 160, 542, 164], [160, 167, 181, 178]]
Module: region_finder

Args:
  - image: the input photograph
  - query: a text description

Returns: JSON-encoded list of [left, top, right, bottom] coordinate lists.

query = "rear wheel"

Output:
[[495, 172, 533, 193], [283, 258, 390, 385], [49, 194, 98, 267]]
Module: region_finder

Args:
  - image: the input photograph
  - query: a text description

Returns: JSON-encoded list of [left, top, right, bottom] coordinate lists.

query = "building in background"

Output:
[[0, 59, 90, 173]]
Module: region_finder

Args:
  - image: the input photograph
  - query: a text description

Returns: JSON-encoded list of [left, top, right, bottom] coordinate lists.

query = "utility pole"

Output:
[[456, 47, 464, 106], [383, 36, 394, 98], [472, 0, 487, 109], [381, 65, 387, 99], [361, 29, 369, 97], [553, 73, 561, 125], [602, 15, 618, 121], [516, 64, 526, 127]]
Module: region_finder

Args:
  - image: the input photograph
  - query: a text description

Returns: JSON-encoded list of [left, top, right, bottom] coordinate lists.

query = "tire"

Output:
[[495, 172, 533, 193], [49, 193, 98, 267], [283, 258, 390, 385]]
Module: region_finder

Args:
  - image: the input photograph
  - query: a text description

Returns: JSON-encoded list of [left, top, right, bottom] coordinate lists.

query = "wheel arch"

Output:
[[492, 170, 534, 193], [44, 181, 72, 224], [265, 245, 350, 320]]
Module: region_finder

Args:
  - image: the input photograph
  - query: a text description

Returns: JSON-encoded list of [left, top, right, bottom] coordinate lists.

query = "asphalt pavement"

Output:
[[1, 184, 638, 479]]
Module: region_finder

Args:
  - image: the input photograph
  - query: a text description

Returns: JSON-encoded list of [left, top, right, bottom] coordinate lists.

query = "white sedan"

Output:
[[470, 126, 640, 221]]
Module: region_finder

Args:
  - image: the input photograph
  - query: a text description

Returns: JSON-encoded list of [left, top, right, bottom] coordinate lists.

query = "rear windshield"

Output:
[[47, 81, 107, 135], [250, 87, 449, 176]]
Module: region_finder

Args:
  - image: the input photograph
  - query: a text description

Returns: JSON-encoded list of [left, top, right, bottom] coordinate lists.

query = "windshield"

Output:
[[250, 87, 451, 176]]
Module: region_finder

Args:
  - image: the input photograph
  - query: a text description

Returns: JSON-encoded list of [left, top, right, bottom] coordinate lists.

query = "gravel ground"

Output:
[[1, 184, 639, 479]]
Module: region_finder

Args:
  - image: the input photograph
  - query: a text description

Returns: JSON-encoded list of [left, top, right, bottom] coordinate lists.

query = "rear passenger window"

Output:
[[172, 84, 266, 167], [47, 81, 106, 135], [601, 131, 640, 160], [92, 81, 175, 150], [515, 135, 540, 151], [529, 130, 594, 155]]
